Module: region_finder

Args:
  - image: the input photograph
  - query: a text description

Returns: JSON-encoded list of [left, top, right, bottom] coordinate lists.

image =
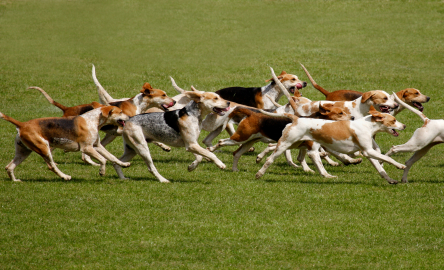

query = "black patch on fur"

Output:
[[261, 117, 292, 142], [39, 118, 75, 131], [163, 110, 180, 133], [100, 125, 116, 131], [110, 101, 124, 107], [78, 105, 95, 115], [344, 92, 363, 101], [216, 87, 262, 107]]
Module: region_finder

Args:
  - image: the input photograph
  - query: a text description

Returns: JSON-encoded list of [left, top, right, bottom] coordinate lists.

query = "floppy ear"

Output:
[[370, 110, 384, 122], [184, 91, 203, 103], [266, 70, 287, 82], [91, 101, 104, 109], [101, 106, 115, 118], [319, 103, 333, 115], [140, 83, 153, 95], [361, 91, 375, 103]]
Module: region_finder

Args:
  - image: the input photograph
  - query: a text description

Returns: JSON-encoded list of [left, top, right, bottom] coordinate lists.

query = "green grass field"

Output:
[[1, 0, 444, 268]]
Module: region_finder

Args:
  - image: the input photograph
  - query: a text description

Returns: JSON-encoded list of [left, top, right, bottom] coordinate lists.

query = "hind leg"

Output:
[[232, 139, 259, 171], [5, 137, 33, 182], [401, 142, 440, 183], [113, 143, 138, 180]]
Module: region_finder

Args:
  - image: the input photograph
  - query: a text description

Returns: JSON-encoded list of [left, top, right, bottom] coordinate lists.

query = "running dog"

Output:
[[1, 106, 130, 181], [113, 88, 231, 183]]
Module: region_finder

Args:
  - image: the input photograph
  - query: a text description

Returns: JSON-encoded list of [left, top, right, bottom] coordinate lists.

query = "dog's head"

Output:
[[100, 106, 130, 127], [140, 83, 176, 111], [184, 87, 231, 116], [319, 103, 354, 121], [395, 88, 430, 112], [370, 110, 406, 137], [267, 71, 307, 94], [361, 90, 399, 113]]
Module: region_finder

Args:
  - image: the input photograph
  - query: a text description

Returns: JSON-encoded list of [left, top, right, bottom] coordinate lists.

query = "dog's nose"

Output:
[[393, 103, 399, 109], [426, 96, 430, 102], [351, 116, 355, 121], [302, 81, 307, 87]]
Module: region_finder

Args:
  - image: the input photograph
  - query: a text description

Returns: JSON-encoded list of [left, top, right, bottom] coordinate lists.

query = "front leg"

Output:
[[94, 144, 130, 168], [367, 158, 398, 184], [186, 143, 226, 170], [363, 148, 406, 170]]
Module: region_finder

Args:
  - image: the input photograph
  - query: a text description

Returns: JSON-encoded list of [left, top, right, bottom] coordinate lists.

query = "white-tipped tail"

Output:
[[392, 92, 428, 122], [265, 94, 282, 107], [170, 77, 187, 94], [92, 64, 114, 105]]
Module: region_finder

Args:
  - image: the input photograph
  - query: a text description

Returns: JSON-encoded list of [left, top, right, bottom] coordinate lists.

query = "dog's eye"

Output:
[[384, 97, 388, 100]]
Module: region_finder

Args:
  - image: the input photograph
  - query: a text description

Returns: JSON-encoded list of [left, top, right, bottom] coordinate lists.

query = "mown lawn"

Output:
[[1, 0, 443, 268]]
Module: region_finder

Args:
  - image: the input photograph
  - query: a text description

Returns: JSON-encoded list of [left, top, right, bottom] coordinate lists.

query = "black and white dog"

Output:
[[113, 88, 231, 183]]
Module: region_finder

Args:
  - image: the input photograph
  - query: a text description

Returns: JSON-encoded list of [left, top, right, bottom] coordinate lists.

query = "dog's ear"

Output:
[[361, 91, 376, 103], [184, 91, 203, 103], [91, 101, 104, 108], [266, 70, 287, 82], [140, 83, 154, 95], [319, 103, 333, 115], [370, 110, 385, 122], [101, 106, 115, 118]]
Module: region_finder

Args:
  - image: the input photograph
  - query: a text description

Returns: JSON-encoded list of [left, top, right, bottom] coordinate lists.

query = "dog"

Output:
[[1, 106, 130, 181], [207, 103, 356, 172], [215, 70, 307, 109], [385, 94, 442, 183], [301, 64, 430, 115], [112, 88, 231, 183], [256, 110, 407, 184]]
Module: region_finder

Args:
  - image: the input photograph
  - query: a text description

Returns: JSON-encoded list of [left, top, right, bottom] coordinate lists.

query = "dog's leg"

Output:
[[81, 153, 101, 166], [188, 154, 204, 172], [307, 148, 337, 178], [226, 123, 235, 136], [120, 128, 170, 183], [284, 150, 301, 168], [296, 148, 315, 173], [363, 148, 406, 170], [232, 139, 259, 172], [256, 141, 301, 179], [5, 137, 32, 182], [401, 142, 441, 183], [82, 145, 110, 176], [94, 144, 130, 168], [323, 148, 363, 165], [202, 126, 224, 147], [186, 143, 226, 170], [367, 158, 398, 184], [100, 133, 117, 147], [113, 143, 138, 180], [256, 144, 276, 163], [152, 141, 171, 152]]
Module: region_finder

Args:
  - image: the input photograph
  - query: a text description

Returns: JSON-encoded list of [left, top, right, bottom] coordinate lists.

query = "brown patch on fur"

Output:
[[310, 121, 353, 144], [254, 91, 264, 109], [422, 119, 431, 128], [397, 88, 429, 104]]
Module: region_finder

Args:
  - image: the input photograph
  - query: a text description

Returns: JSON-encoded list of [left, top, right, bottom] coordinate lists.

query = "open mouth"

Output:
[[289, 86, 296, 94], [213, 106, 230, 116], [379, 105, 390, 113], [117, 120, 126, 127], [389, 129, 399, 137], [412, 101, 424, 112], [161, 101, 175, 111]]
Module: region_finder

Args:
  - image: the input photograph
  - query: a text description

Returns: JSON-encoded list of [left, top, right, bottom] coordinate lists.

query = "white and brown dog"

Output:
[[256, 110, 407, 184], [113, 88, 231, 183], [385, 94, 442, 183], [1, 106, 130, 181]]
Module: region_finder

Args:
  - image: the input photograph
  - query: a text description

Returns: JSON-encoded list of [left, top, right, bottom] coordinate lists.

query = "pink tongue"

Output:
[[296, 83, 303, 89]]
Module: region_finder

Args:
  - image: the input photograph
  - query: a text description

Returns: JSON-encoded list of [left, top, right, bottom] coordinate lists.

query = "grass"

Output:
[[1, 0, 444, 268]]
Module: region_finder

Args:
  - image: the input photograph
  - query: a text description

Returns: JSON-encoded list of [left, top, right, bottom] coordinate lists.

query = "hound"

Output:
[[1, 106, 130, 181], [113, 88, 231, 183], [215, 70, 307, 109], [207, 103, 357, 172], [385, 94, 442, 183], [301, 63, 430, 115], [255, 110, 406, 184]]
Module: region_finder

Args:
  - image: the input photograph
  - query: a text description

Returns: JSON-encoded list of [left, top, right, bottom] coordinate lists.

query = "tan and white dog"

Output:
[[1, 106, 130, 181], [385, 94, 442, 183], [256, 110, 407, 184], [113, 88, 231, 183]]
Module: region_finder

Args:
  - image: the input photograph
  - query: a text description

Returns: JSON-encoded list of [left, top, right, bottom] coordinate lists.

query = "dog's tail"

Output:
[[92, 64, 114, 105], [170, 77, 187, 94], [29, 86, 69, 112], [300, 63, 330, 97], [0, 112, 23, 128], [259, 109, 298, 122], [392, 92, 429, 123]]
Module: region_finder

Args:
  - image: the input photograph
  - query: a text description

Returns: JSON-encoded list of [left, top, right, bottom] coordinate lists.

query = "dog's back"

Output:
[[216, 87, 262, 108]]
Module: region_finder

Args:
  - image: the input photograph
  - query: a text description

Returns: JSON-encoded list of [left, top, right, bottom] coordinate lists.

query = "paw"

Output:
[[248, 147, 255, 152], [255, 171, 264, 179], [188, 162, 199, 172], [120, 162, 130, 168], [218, 163, 226, 170], [328, 162, 340, 167], [63, 175, 72, 181], [397, 164, 407, 170], [388, 179, 398, 185], [256, 157, 263, 163], [207, 146, 216, 152]]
